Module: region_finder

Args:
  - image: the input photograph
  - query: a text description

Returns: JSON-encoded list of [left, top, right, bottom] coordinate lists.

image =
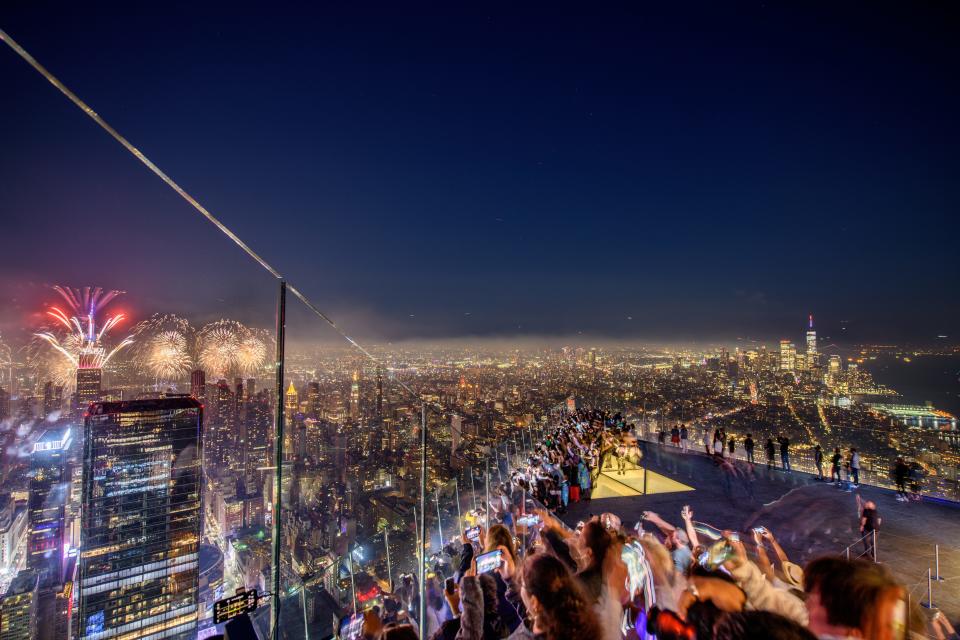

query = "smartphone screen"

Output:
[[339, 613, 364, 640], [475, 549, 503, 574], [465, 526, 481, 542]]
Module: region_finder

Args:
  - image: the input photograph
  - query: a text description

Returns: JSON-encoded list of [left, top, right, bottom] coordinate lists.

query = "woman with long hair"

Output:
[[520, 553, 603, 640]]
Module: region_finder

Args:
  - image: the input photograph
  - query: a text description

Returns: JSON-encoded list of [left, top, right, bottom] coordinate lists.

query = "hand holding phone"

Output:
[[475, 549, 503, 575]]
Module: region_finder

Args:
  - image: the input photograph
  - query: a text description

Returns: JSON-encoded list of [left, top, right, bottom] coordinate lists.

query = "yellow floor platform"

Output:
[[591, 467, 694, 499]]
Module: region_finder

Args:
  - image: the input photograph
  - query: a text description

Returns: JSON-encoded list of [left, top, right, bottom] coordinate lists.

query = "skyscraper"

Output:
[[284, 381, 299, 423], [189, 369, 205, 400], [349, 371, 360, 420], [75, 353, 102, 409], [375, 367, 383, 418], [79, 397, 203, 640], [0, 570, 38, 640], [28, 427, 71, 587], [806, 314, 818, 370], [779, 340, 796, 372]]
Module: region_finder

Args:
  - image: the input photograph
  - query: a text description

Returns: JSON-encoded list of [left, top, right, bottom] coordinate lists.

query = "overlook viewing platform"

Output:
[[559, 438, 960, 622]]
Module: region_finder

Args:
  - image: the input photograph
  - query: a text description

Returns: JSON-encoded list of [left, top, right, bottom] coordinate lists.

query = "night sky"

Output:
[[1, 3, 958, 343]]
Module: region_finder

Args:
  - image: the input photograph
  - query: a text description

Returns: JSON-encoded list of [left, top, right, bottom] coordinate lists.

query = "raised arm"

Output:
[[680, 506, 700, 550], [642, 511, 676, 536], [762, 529, 789, 566], [752, 529, 775, 581]]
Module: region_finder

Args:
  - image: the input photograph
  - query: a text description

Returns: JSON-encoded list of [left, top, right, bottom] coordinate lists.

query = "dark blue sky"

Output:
[[1, 2, 958, 343]]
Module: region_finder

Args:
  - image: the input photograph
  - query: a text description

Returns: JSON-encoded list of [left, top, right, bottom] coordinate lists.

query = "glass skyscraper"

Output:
[[28, 427, 71, 587], [79, 397, 203, 640]]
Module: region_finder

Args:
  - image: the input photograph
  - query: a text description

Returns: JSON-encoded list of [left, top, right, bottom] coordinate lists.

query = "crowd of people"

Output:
[[346, 409, 955, 640]]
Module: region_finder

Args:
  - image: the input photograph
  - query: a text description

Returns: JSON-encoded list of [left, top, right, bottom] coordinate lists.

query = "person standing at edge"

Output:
[[831, 447, 843, 485], [679, 424, 688, 453], [744, 433, 755, 463], [765, 437, 776, 470], [849, 447, 860, 487], [778, 435, 791, 471], [814, 444, 824, 481]]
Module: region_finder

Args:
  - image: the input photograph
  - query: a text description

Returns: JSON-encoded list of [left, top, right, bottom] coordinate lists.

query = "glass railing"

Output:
[[629, 422, 959, 503]]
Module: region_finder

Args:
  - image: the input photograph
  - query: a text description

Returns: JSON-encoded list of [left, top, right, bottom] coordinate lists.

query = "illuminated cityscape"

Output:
[[1, 3, 959, 639]]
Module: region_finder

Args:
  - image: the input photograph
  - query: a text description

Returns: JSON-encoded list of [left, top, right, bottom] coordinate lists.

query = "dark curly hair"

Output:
[[522, 553, 602, 640]]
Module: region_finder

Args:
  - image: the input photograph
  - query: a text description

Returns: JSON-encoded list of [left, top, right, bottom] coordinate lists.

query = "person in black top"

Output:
[[894, 457, 910, 501], [858, 497, 881, 560], [744, 433, 755, 463], [831, 447, 842, 485], [727, 436, 736, 457], [777, 435, 791, 471], [814, 444, 824, 480], [765, 438, 776, 469]]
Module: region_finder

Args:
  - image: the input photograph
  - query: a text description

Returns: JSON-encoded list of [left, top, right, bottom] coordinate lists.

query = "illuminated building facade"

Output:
[[779, 340, 796, 372], [284, 381, 298, 421], [0, 570, 38, 640], [189, 369, 205, 399], [75, 364, 102, 409], [28, 427, 71, 586], [79, 397, 203, 640]]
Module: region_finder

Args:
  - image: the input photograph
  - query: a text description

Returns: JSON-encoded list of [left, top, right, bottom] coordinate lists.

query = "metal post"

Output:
[[300, 580, 311, 640], [846, 546, 850, 561], [435, 488, 444, 548], [418, 403, 427, 637], [496, 447, 503, 484], [485, 458, 491, 525], [349, 551, 357, 613], [872, 529, 877, 563], [470, 467, 478, 513], [270, 280, 286, 640], [413, 507, 421, 562], [935, 545, 943, 581], [455, 478, 462, 529], [384, 527, 392, 591], [922, 567, 934, 608]]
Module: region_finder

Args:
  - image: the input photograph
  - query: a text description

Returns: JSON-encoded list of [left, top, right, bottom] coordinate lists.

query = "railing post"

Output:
[[384, 527, 392, 591], [418, 402, 427, 637], [270, 280, 286, 640], [921, 567, 934, 608], [846, 546, 850, 561], [872, 529, 877, 562], [934, 544, 943, 581]]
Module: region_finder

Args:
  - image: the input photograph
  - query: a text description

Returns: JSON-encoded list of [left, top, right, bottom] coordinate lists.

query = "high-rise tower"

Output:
[[349, 371, 360, 420], [284, 381, 299, 422], [806, 314, 818, 370], [75, 353, 102, 409], [189, 369, 205, 399], [28, 427, 71, 586], [779, 340, 796, 372], [79, 397, 203, 640]]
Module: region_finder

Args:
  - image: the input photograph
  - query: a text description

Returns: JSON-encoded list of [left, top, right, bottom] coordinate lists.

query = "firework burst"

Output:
[[131, 315, 194, 383], [198, 320, 268, 377], [30, 285, 135, 391]]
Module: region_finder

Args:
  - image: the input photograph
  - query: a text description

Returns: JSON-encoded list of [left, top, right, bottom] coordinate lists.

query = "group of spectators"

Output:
[[351, 408, 955, 640]]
